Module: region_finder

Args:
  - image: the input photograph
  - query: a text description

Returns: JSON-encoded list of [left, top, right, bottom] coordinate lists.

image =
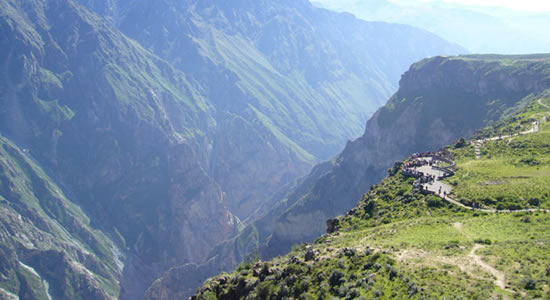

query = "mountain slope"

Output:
[[194, 89, 550, 300], [0, 0, 240, 298], [0, 135, 123, 300], [81, 0, 465, 219], [262, 54, 550, 256], [313, 0, 550, 54]]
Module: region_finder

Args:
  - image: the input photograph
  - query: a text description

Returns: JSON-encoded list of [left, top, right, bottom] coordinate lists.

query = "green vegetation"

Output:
[[448, 97, 550, 210], [198, 171, 550, 299], [196, 97, 550, 299]]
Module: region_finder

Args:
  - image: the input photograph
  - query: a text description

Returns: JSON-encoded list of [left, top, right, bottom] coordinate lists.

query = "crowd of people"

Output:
[[402, 151, 454, 192]]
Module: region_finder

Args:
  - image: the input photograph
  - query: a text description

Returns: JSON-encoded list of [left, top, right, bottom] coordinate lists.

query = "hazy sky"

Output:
[[314, 0, 550, 53], [390, 0, 550, 11]]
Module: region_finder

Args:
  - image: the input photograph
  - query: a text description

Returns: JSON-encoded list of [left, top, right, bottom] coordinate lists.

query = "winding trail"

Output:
[[469, 245, 507, 290], [472, 119, 541, 160], [407, 113, 550, 213]]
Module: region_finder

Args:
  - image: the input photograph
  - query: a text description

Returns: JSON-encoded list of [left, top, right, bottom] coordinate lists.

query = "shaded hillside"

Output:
[[0, 135, 122, 299], [1, 0, 464, 299]]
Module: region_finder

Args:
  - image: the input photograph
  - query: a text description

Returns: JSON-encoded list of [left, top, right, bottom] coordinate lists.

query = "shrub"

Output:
[[473, 238, 492, 245], [524, 278, 537, 290], [426, 195, 444, 208], [337, 286, 349, 297], [346, 288, 360, 299], [529, 198, 541, 206], [389, 267, 399, 280], [329, 270, 345, 287], [455, 137, 467, 148], [278, 285, 289, 297]]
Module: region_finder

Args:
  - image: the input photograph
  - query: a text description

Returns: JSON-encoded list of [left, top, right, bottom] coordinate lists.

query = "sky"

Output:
[[314, 0, 550, 53], [391, 0, 550, 11]]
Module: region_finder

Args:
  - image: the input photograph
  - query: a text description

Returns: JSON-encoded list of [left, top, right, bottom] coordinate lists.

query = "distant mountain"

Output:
[[81, 0, 465, 220], [313, 0, 550, 54], [161, 54, 550, 300], [1, 0, 464, 298]]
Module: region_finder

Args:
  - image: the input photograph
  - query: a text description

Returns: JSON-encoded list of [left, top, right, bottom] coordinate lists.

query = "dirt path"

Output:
[[472, 114, 543, 160], [452, 222, 463, 231], [469, 245, 507, 289], [539, 99, 550, 109]]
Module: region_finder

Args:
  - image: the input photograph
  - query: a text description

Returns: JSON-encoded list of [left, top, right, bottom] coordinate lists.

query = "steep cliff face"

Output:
[[167, 55, 550, 293]]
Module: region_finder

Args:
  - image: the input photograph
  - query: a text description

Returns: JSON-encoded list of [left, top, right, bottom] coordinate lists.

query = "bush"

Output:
[[455, 137, 467, 148], [389, 267, 399, 280], [346, 288, 360, 299], [529, 198, 541, 206], [473, 238, 492, 245], [337, 286, 349, 297], [426, 195, 444, 208], [329, 270, 345, 287], [524, 278, 537, 290], [278, 285, 289, 297]]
